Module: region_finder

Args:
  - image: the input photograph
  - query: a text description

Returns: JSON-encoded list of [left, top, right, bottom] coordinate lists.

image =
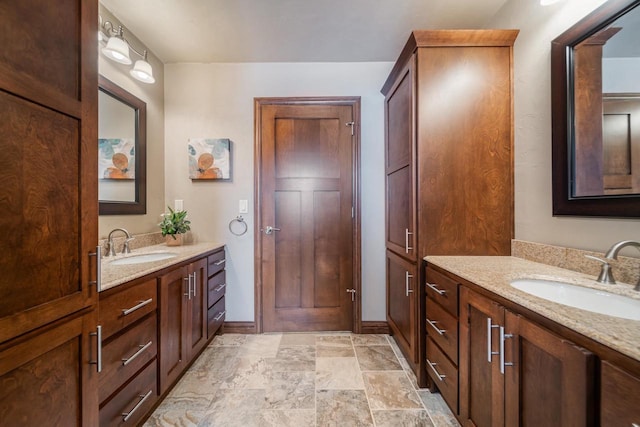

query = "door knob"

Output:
[[262, 226, 281, 235]]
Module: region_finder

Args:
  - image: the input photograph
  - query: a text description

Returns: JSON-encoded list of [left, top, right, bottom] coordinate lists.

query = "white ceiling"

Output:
[[100, 0, 509, 63]]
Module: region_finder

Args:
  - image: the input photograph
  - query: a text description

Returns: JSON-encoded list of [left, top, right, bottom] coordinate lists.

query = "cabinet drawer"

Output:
[[426, 337, 458, 414], [208, 270, 226, 308], [99, 359, 157, 427], [600, 361, 640, 426], [425, 267, 458, 316], [100, 279, 157, 340], [208, 296, 226, 338], [426, 299, 458, 365], [207, 249, 226, 277], [99, 313, 157, 403]]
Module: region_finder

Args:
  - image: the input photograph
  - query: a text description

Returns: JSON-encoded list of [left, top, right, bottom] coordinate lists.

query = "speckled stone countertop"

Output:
[[101, 242, 224, 292], [425, 256, 640, 362]]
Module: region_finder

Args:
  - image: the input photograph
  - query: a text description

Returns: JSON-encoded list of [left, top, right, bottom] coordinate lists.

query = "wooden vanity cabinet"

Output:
[[387, 251, 418, 362], [459, 286, 595, 427], [98, 278, 159, 426], [158, 258, 208, 394], [382, 30, 517, 386], [207, 248, 227, 338], [425, 266, 459, 414]]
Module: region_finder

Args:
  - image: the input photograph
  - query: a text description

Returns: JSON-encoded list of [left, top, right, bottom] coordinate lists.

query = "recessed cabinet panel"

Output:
[[386, 251, 417, 362], [386, 64, 413, 170], [600, 361, 640, 426], [386, 166, 413, 254]]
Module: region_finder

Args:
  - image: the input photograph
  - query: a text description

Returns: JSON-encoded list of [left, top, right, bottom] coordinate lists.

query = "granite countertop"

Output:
[[425, 256, 640, 362], [101, 241, 225, 292]]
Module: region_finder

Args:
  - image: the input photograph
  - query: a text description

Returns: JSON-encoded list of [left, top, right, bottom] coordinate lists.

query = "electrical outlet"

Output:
[[175, 199, 183, 211]]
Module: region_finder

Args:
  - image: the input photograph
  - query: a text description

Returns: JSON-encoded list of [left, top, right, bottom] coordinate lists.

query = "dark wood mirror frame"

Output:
[[98, 75, 147, 215], [551, 0, 640, 217]]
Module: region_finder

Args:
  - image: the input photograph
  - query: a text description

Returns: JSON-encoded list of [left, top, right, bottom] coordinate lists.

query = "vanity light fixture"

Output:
[[540, 0, 563, 5], [99, 15, 155, 84]]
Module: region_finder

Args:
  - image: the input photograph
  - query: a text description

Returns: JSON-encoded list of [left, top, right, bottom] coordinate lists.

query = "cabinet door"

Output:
[[0, 0, 98, 344], [0, 311, 98, 426], [386, 250, 417, 362], [158, 266, 188, 394], [385, 56, 416, 259], [600, 361, 640, 427], [459, 287, 505, 427], [187, 258, 208, 359], [504, 311, 595, 427]]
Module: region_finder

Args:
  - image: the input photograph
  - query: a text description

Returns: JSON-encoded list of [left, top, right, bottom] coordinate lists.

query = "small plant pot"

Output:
[[165, 234, 183, 246]]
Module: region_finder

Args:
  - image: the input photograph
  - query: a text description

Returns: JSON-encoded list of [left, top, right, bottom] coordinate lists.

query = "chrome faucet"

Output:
[[588, 240, 640, 290], [106, 228, 134, 256]]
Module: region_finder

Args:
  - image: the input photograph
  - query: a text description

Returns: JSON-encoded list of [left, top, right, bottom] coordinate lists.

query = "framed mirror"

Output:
[[98, 75, 146, 215], [551, 0, 640, 217]]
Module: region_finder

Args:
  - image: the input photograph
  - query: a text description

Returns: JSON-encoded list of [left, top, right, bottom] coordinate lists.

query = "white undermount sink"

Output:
[[510, 279, 640, 321], [109, 252, 178, 265]]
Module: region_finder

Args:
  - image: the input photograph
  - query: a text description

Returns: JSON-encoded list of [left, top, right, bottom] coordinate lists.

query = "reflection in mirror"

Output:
[[98, 76, 146, 215], [573, 5, 640, 197], [551, 0, 640, 217]]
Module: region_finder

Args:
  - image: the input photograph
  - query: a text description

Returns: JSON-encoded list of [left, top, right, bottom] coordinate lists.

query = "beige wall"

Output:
[[488, 0, 640, 256], [98, 5, 165, 238], [164, 62, 392, 321]]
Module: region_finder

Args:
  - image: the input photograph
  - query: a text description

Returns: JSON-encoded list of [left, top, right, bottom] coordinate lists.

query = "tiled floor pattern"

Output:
[[144, 333, 459, 427]]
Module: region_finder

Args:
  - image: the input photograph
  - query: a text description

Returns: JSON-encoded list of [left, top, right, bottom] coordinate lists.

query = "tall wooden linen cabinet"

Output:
[[0, 1, 99, 425], [382, 30, 518, 388]]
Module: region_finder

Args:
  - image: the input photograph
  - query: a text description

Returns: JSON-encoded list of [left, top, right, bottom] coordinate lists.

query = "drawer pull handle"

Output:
[[122, 389, 153, 422], [214, 283, 227, 292], [426, 282, 446, 295], [89, 325, 102, 373], [122, 341, 153, 366], [405, 271, 414, 296], [405, 229, 413, 253], [426, 358, 446, 382], [487, 318, 500, 362], [426, 318, 446, 335], [214, 310, 226, 321], [214, 259, 226, 266], [122, 298, 153, 316], [499, 326, 514, 374]]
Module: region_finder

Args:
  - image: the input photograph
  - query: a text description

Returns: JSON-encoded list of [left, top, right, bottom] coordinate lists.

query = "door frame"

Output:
[[254, 96, 362, 333]]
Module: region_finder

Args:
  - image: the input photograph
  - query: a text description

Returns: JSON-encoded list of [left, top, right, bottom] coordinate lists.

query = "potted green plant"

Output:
[[159, 206, 191, 246]]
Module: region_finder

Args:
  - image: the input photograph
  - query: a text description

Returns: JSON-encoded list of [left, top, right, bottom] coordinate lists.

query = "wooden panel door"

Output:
[[386, 250, 417, 363], [158, 266, 188, 394], [258, 100, 356, 332], [0, 0, 98, 344], [504, 311, 595, 427], [0, 311, 98, 426], [459, 287, 505, 427], [187, 258, 208, 359], [385, 57, 416, 260]]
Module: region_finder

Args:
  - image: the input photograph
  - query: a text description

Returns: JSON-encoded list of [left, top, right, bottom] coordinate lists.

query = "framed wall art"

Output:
[[188, 138, 232, 181]]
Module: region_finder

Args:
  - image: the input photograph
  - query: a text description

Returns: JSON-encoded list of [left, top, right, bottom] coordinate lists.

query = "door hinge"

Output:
[[346, 121, 355, 136], [351, 206, 354, 218], [346, 288, 356, 302]]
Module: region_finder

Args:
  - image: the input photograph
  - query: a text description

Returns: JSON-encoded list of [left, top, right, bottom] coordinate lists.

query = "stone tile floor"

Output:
[[144, 333, 459, 427]]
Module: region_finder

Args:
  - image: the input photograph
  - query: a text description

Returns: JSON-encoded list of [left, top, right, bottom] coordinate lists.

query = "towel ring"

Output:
[[229, 216, 248, 236]]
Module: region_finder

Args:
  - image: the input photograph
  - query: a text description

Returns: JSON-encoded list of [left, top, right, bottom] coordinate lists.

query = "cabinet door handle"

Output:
[[426, 318, 446, 335], [89, 246, 102, 292], [405, 229, 413, 253], [405, 271, 414, 296], [89, 325, 102, 373], [192, 272, 197, 297], [487, 318, 500, 362], [500, 326, 514, 374], [214, 259, 226, 266], [122, 389, 153, 422], [214, 283, 226, 292], [214, 310, 226, 321], [426, 282, 446, 295], [122, 341, 153, 366], [122, 298, 153, 316], [426, 358, 446, 382], [183, 276, 191, 300]]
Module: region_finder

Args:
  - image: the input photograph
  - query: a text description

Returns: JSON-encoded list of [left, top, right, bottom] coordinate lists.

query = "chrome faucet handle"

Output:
[[585, 255, 616, 284], [122, 237, 135, 254]]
